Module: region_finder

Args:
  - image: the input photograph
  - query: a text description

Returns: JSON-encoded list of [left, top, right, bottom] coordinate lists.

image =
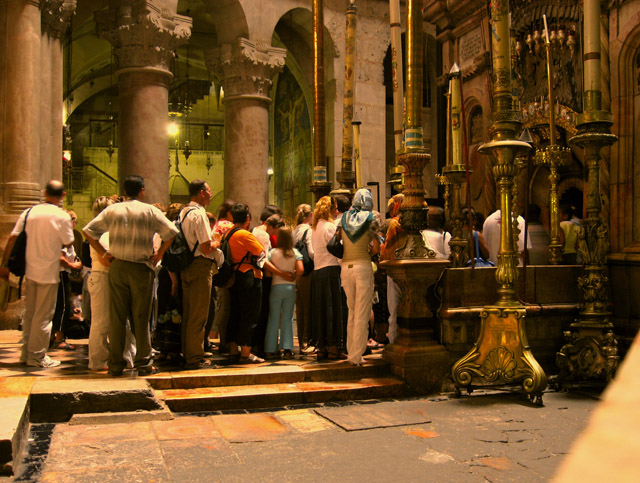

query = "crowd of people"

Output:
[[1, 176, 582, 374]]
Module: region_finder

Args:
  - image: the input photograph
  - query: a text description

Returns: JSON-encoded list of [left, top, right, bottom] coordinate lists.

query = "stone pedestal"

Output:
[[206, 39, 285, 219], [96, 1, 191, 204], [382, 259, 451, 393]]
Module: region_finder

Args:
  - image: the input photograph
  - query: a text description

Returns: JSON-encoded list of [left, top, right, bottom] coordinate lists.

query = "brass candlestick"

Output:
[[442, 64, 470, 267], [452, 0, 547, 404], [534, 17, 571, 264], [558, 1, 619, 385]]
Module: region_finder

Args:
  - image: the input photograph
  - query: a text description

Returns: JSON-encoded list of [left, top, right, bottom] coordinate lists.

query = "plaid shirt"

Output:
[[84, 199, 178, 267]]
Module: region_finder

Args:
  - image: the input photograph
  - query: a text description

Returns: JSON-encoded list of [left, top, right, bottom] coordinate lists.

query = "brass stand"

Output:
[[558, 107, 619, 385], [442, 165, 469, 267], [451, 0, 547, 404]]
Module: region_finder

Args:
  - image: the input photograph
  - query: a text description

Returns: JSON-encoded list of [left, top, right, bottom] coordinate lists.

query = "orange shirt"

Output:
[[381, 217, 402, 261], [228, 229, 265, 279]]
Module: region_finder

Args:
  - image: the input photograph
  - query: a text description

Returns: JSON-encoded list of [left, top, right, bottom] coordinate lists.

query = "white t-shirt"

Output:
[[312, 219, 340, 270], [11, 203, 75, 284], [268, 248, 302, 285], [421, 230, 452, 260], [483, 210, 532, 266], [90, 233, 111, 273]]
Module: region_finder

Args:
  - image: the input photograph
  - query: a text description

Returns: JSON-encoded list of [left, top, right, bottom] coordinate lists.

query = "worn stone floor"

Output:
[[2, 330, 633, 482], [11, 390, 598, 482]]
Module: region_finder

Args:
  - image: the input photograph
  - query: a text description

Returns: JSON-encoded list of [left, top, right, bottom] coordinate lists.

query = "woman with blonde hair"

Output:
[[292, 203, 314, 353], [310, 196, 344, 360]]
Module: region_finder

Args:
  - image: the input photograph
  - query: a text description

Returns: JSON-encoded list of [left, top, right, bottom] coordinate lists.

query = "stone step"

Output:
[[29, 378, 165, 423], [146, 359, 392, 390], [157, 376, 406, 413]]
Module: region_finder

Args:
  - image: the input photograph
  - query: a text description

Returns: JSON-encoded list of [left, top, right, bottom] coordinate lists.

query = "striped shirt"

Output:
[[83, 199, 179, 267]]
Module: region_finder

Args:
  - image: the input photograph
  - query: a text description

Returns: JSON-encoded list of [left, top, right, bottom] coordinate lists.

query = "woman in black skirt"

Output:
[[310, 196, 344, 360]]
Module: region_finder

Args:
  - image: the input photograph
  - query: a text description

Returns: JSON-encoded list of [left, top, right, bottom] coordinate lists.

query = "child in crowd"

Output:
[[264, 227, 303, 360]]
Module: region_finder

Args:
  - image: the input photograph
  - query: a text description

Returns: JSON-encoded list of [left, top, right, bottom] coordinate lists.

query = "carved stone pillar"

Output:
[[41, 0, 76, 184], [206, 39, 285, 220], [0, 0, 44, 218], [96, 1, 191, 204]]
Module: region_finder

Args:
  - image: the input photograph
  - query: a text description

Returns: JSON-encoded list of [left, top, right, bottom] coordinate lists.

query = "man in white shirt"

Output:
[[0, 180, 75, 368], [420, 206, 452, 260], [179, 180, 221, 370], [483, 209, 532, 266]]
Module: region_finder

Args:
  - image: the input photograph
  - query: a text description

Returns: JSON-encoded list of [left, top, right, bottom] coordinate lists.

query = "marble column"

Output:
[[0, 0, 44, 218], [206, 39, 286, 220], [41, 0, 76, 184], [96, 1, 191, 204]]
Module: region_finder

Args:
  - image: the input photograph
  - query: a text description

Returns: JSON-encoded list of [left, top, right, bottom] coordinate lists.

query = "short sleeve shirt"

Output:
[[268, 248, 302, 285], [180, 202, 215, 260], [11, 203, 75, 284], [228, 229, 265, 279]]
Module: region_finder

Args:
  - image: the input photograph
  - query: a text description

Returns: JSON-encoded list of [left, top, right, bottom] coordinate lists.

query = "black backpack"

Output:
[[8, 206, 34, 278], [162, 208, 199, 273], [295, 228, 314, 275], [212, 227, 249, 288]]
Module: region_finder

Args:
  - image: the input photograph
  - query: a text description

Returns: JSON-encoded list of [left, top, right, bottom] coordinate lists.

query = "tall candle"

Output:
[[449, 63, 462, 166], [389, 0, 404, 153], [583, 0, 601, 93]]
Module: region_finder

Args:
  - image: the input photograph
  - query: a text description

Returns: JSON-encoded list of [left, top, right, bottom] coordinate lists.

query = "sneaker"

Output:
[[27, 356, 61, 368], [137, 365, 159, 376]]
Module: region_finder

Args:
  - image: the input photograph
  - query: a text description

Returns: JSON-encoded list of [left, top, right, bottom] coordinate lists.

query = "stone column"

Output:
[[41, 0, 76, 184], [0, 0, 43, 218], [96, 1, 191, 204], [206, 39, 285, 220]]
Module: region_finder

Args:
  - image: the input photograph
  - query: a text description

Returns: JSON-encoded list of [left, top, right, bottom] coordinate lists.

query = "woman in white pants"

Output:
[[340, 189, 379, 365], [86, 196, 135, 371]]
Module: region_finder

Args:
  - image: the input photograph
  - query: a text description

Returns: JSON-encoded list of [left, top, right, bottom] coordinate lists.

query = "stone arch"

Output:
[[611, 20, 640, 252]]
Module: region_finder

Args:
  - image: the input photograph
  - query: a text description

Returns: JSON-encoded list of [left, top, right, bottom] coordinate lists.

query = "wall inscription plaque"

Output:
[[459, 28, 483, 70]]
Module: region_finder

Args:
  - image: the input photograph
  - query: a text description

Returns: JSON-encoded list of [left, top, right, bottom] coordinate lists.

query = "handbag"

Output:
[[326, 226, 344, 259], [295, 228, 314, 275], [466, 231, 495, 267], [8, 206, 34, 277]]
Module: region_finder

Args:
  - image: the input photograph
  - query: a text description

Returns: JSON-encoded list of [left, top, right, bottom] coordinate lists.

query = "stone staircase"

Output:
[[149, 357, 407, 413]]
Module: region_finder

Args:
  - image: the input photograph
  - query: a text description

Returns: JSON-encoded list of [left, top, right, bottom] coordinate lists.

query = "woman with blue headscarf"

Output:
[[341, 189, 380, 365]]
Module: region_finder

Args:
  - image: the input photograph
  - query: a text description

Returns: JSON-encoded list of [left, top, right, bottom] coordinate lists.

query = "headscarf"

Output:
[[341, 189, 375, 243]]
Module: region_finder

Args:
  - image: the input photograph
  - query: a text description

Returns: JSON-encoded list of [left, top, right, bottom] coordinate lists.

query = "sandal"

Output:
[[238, 353, 265, 364], [282, 350, 294, 360], [51, 340, 75, 351]]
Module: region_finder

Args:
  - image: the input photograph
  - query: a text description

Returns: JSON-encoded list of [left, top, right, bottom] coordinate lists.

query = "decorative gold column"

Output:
[[336, 0, 357, 192], [96, 0, 191, 205], [380, 0, 450, 394], [442, 64, 470, 267], [558, 0, 618, 385], [389, 0, 404, 154], [310, 0, 332, 200], [206, 39, 286, 220], [452, 0, 547, 404], [534, 17, 570, 265]]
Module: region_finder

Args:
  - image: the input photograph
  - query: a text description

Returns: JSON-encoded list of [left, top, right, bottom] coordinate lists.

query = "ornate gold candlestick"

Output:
[[558, 0, 619, 385], [337, 0, 357, 192], [451, 0, 547, 404], [534, 17, 571, 264], [380, 0, 450, 393], [310, 0, 332, 200], [441, 64, 470, 267]]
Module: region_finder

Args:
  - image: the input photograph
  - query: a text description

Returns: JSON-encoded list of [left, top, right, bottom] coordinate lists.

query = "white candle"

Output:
[[583, 0, 601, 92]]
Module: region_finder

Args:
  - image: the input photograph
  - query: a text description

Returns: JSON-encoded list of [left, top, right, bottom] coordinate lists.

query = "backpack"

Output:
[[212, 227, 249, 288], [8, 206, 34, 278], [162, 208, 199, 273], [294, 228, 314, 275]]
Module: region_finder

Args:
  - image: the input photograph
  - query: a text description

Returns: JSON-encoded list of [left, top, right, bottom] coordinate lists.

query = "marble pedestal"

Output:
[[381, 258, 451, 394]]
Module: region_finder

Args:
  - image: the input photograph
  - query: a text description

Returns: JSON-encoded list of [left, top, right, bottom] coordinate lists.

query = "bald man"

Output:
[[1, 181, 75, 368]]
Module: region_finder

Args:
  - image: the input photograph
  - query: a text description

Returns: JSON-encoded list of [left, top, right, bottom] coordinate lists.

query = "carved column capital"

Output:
[[206, 38, 286, 102], [41, 0, 76, 39], [95, 0, 191, 75]]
